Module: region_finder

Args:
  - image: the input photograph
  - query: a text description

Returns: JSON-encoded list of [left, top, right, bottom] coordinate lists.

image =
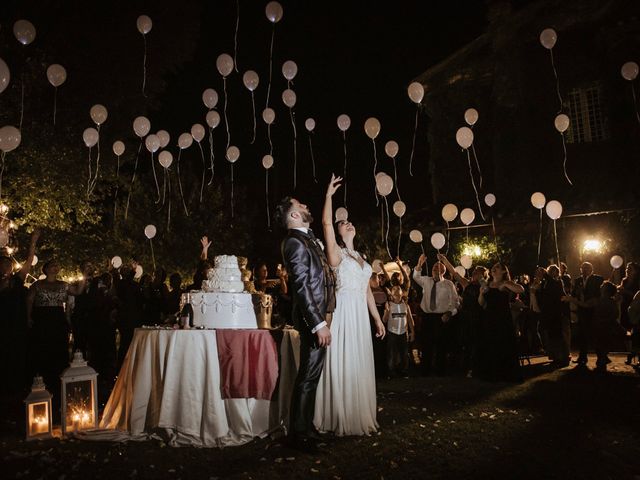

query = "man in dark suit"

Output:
[[571, 262, 603, 366], [274, 197, 335, 452]]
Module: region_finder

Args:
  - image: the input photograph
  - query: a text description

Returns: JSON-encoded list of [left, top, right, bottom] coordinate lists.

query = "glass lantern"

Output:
[[60, 351, 98, 436], [24, 376, 53, 440]]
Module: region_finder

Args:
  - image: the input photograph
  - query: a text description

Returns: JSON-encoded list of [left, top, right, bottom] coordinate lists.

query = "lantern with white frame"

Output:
[[24, 375, 53, 440], [60, 351, 98, 435]]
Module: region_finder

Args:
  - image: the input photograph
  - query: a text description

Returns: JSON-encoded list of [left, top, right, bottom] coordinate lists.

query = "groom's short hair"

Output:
[[274, 197, 293, 229]]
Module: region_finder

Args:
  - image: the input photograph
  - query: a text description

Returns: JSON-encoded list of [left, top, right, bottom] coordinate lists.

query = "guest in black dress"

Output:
[[540, 265, 569, 367], [0, 229, 39, 393], [477, 262, 524, 382], [114, 265, 143, 369]]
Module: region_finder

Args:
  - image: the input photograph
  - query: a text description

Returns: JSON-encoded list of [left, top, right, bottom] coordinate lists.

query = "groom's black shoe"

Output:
[[284, 433, 318, 454]]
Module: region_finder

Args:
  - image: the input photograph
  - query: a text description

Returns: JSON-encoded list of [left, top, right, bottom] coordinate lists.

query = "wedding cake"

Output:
[[186, 255, 257, 329]]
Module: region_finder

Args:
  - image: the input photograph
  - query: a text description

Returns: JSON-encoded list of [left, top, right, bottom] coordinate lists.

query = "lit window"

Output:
[[565, 82, 609, 143]]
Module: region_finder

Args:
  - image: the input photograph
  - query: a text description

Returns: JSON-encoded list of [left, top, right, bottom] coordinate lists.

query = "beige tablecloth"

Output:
[[93, 328, 300, 447]]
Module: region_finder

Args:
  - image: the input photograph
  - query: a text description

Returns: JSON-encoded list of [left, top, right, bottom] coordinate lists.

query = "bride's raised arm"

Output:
[[322, 174, 344, 268]]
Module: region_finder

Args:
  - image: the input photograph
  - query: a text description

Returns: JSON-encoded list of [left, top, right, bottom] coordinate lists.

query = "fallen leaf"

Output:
[[311, 468, 319, 473]]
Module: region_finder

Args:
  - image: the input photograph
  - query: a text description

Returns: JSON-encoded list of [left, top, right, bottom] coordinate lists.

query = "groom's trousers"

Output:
[[289, 327, 326, 436]]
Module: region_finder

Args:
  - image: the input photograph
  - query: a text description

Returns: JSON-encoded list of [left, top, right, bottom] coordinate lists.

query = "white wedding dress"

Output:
[[313, 248, 379, 436]]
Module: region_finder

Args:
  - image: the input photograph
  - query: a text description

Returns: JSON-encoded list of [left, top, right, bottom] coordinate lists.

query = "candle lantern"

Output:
[[24, 375, 53, 440], [60, 351, 98, 435]]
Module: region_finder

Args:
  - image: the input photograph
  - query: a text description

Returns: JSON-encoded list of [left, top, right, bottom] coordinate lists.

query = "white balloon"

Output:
[[460, 255, 473, 270], [202, 88, 219, 109], [545, 200, 563, 220], [157, 130, 170, 148], [178, 132, 193, 149], [305, 118, 316, 132], [133, 116, 151, 137], [621, 61, 639, 81], [431, 232, 446, 250], [134, 264, 144, 279], [0, 126, 22, 153], [456, 126, 474, 149], [460, 208, 475, 226], [407, 82, 424, 104], [372, 259, 383, 274], [364, 117, 381, 139], [216, 54, 234, 77], [145, 134, 160, 153], [13, 20, 36, 46], [375, 173, 393, 196], [262, 108, 275, 125], [337, 114, 351, 132], [335, 207, 348, 222], [90, 104, 108, 125], [83, 127, 99, 148], [454, 266, 467, 278], [282, 88, 297, 108], [111, 256, 123, 269], [191, 123, 205, 142], [610, 255, 624, 269], [262, 154, 274, 169], [206, 110, 220, 129], [539, 28, 557, 49], [554, 114, 570, 133], [464, 108, 479, 126], [242, 71, 259, 91], [46, 64, 66, 88], [282, 60, 298, 81], [484, 193, 496, 207], [113, 140, 125, 156], [409, 230, 423, 243], [136, 15, 152, 35], [144, 224, 157, 239], [32, 255, 38, 266], [0, 58, 9, 94], [385, 141, 399, 158], [441, 203, 458, 223], [226, 146, 240, 163], [265, 1, 284, 23], [530, 192, 546, 209], [392, 200, 406, 217], [158, 150, 173, 168]]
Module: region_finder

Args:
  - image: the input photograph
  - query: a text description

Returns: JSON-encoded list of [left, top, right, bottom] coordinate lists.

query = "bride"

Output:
[[314, 174, 386, 436]]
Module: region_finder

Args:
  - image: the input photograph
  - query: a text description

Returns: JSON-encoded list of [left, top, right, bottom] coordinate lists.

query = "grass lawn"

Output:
[[2, 354, 639, 479]]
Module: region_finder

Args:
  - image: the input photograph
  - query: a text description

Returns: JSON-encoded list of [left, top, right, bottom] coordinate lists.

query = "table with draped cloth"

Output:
[[88, 327, 300, 447]]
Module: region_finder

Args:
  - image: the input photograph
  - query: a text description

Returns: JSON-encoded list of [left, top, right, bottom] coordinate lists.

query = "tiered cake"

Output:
[[186, 255, 257, 329]]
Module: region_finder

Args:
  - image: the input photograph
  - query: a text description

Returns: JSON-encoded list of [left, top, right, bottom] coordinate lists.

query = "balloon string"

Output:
[[176, 149, 189, 216], [125, 141, 143, 220], [560, 132, 573, 185], [266, 24, 275, 109], [537, 208, 543, 266], [342, 131, 348, 207], [445, 221, 450, 256], [397, 215, 402, 259], [233, 0, 240, 73], [308, 134, 317, 183], [166, 170, 172, 232], [549, 48, 563, 113], [87, 147, 93, 198], [20, 75, 25, 131], [223, 77, 230, 150], [250, 91, 257, 144], [161, 168, 167, 205], [265, 169, 270, 228], [471, 143, 483, 189], [631, 83, 640, 126], [465, 149, 485, 220], [142, 34, 148, 98], [0, 152, 5, 201], [380, 202, 384, 243], [393, 158, 401, 201], [553, 219, 560, 265], [197, 142, 206, 203], [373, 139, 379, 206], [151, 151, 160, 203], [409, 107, 418, 176], [384, 195, 392, 259], [208, 128, 215, 185], [491, 216, 499, 259], [114, 154, 120, 220], [290, 107, 297, 190], [89, 125, 101, 195], [231, 163, 235, 219], [150, 239, 156, 271], [268, 124, 273, 155], [53, 87, 58, 126], [466, 226, 469, 243]]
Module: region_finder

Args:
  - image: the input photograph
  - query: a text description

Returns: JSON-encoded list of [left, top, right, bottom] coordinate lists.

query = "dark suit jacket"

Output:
[[281, 229, 336, 333], [572, 274, 604, 319]]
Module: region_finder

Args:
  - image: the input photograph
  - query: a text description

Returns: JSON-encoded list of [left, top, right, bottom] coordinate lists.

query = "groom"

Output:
[[275, 196, 335, 451]]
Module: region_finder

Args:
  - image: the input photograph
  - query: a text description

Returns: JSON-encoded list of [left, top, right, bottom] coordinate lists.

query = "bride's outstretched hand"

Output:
[[375, 319, 386, 339], [326, 174, 343, 197]]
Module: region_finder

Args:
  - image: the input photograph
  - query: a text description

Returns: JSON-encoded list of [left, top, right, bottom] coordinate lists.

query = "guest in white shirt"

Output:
[[412, 254, 460, 375]]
